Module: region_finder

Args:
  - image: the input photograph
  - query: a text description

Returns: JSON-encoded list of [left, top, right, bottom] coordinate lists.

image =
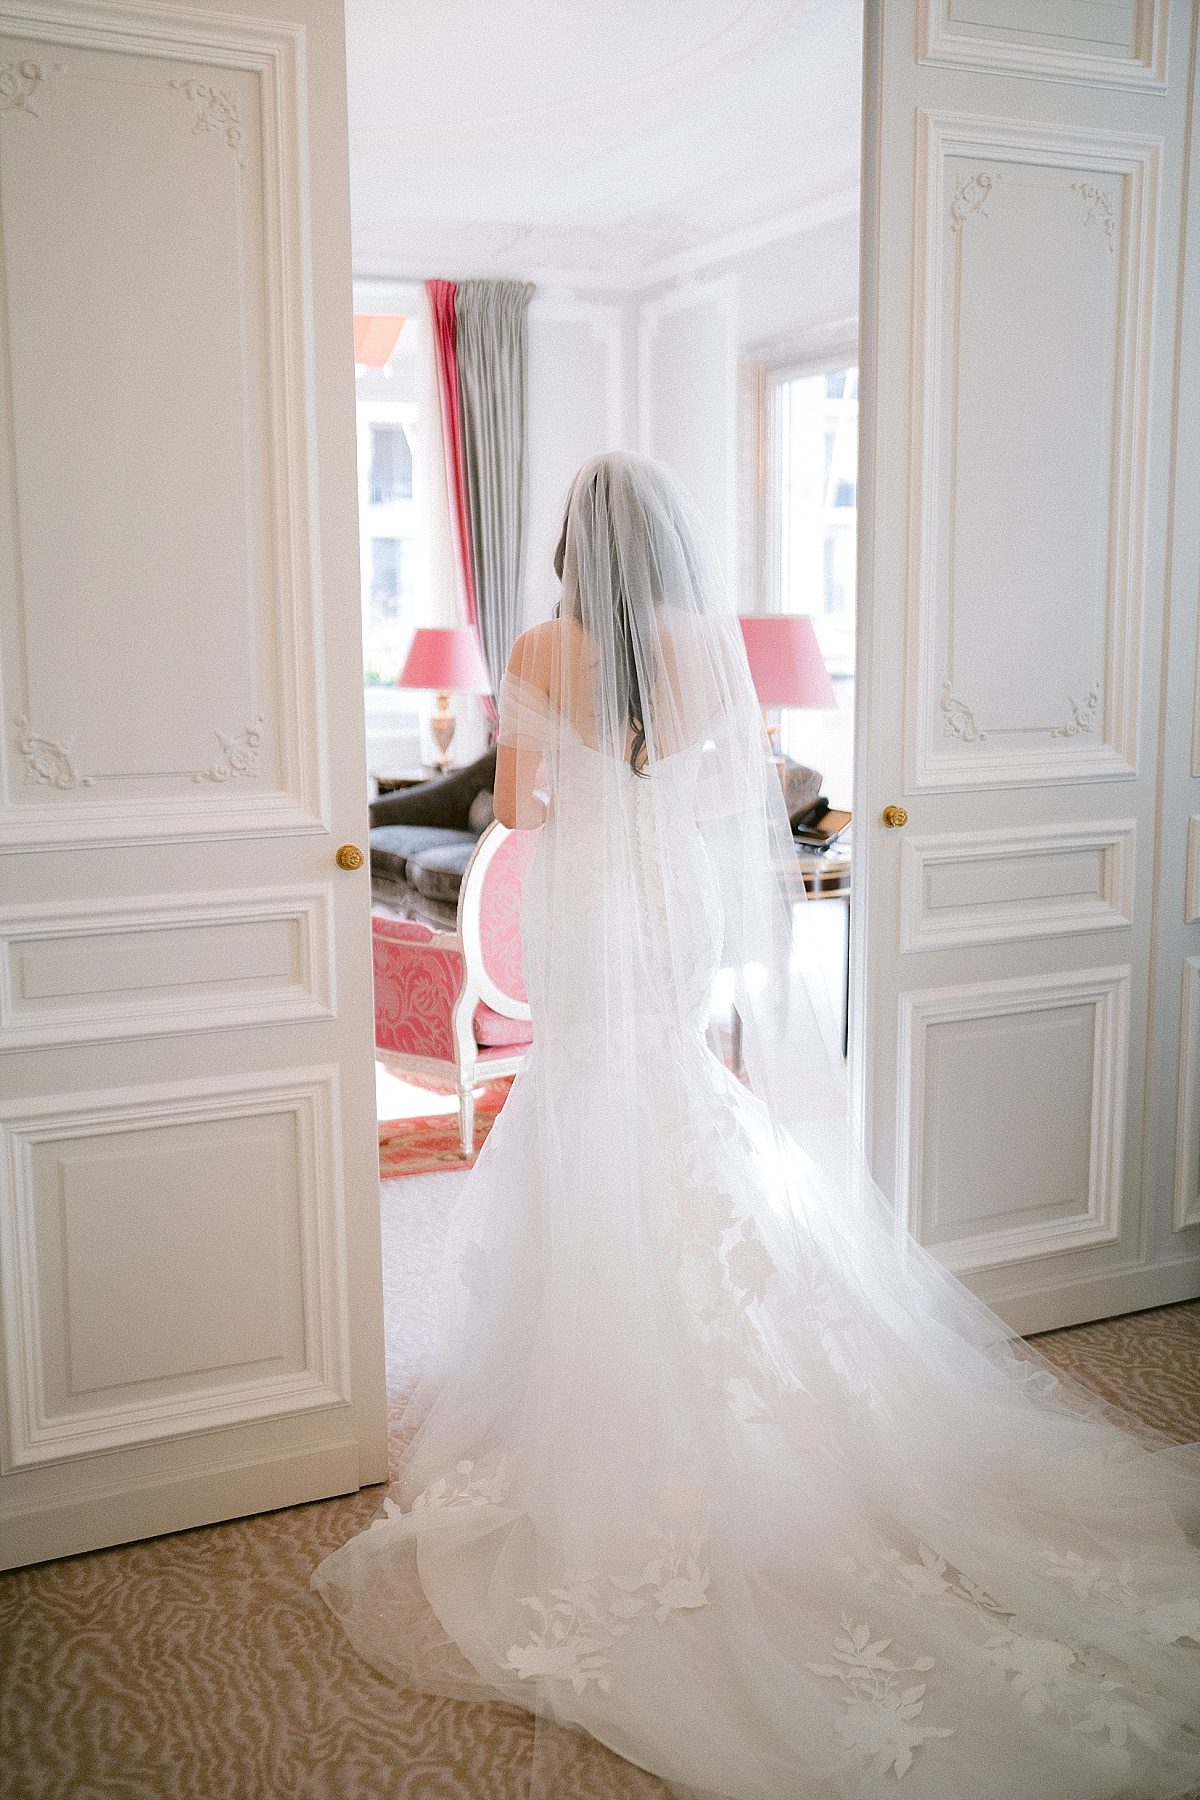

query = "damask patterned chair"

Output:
[[372, 821, 536, 1158]]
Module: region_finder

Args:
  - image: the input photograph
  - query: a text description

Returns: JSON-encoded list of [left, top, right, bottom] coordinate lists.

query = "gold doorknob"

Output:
[[881, 805, 908, 829], [335, 843, 365, 871]]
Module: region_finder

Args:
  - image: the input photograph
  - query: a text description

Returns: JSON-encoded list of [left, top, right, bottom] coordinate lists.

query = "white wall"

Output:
[[633, 208, 861, 607], [637, 277, 739, 586], [524, 291, 630, 623], [735, 208, 859, 356]]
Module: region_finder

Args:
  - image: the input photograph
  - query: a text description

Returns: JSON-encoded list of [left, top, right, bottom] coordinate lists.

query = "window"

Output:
[[369, 422, 413, 505], [356, 393, 421, 687], [370, 538, 407, 618], [765, 361, 858, 805]]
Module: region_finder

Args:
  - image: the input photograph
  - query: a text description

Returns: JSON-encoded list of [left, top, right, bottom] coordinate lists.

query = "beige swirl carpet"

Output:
[[2, 1170, 1198, 1800]]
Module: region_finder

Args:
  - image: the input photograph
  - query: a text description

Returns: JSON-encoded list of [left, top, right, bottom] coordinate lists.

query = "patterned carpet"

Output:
[[378, 1078, 514, 1179], [1, 1167, 1197, 1800]]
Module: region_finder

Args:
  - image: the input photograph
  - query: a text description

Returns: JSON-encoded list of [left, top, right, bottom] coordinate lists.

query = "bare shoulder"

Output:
[[507, 617, 578, 690]]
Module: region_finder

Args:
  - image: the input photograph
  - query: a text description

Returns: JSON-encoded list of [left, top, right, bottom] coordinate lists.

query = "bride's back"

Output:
[[532, 613, 721, 773]]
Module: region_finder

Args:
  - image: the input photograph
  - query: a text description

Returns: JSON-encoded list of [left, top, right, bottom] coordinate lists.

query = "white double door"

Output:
[[0, 0, 385, 1568], [3, 0, 1198, 1573], [854, 0, 1200, 1334]]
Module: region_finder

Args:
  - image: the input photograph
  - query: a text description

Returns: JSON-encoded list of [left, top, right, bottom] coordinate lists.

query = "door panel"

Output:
[[0, 0, 384, 1568], [855, 0, 1200, 1332], [910, 114, 1157, 791]]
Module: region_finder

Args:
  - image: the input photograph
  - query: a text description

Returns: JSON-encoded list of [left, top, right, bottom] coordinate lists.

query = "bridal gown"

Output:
[[314, 457, 1200, 1800]]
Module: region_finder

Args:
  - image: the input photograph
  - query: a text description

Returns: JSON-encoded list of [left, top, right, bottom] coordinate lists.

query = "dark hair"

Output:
[[554, 473, 651, 777]]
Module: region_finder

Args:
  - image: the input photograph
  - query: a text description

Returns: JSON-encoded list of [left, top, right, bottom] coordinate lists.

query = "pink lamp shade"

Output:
[[397, 627, 492, 694], [738, 615, 836, 709]]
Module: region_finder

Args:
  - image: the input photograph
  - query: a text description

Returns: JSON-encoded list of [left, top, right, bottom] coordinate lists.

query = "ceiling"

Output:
[[344, 0, 862, 288]]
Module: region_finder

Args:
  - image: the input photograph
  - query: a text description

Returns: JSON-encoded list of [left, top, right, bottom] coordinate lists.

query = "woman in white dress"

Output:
[[314, 451, 1200, 1799]]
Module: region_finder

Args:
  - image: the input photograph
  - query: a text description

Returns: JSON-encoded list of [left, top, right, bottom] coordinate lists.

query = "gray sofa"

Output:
[[368, 746, 820, 924], [369, 750, 497, 922]]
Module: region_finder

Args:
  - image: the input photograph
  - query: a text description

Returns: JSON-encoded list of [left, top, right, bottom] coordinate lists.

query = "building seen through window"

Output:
[[356, 327, 421, 686], [369, 422, 413, 506]]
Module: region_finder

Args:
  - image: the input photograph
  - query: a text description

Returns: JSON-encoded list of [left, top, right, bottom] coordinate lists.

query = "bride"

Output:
[[314, 451, 1200, 1799]]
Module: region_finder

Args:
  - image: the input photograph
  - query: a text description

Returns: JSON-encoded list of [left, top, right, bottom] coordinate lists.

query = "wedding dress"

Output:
[[314, 452, 1200, 1799]]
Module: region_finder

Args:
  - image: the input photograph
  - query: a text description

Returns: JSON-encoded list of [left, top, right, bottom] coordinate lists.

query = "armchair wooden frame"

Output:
[[373, 821, 533, 1157]]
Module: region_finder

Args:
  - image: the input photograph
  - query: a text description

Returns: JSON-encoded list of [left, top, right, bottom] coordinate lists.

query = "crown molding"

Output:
[[347, 0, 814, 153], [351, 181, 860, 297]]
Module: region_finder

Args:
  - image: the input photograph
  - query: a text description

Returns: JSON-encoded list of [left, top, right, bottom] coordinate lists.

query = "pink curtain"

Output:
[[426, 280, 479, 633]]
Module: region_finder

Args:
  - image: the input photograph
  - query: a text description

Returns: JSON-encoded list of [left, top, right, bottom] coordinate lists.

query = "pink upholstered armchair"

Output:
[[372, 821, 536, 1157]]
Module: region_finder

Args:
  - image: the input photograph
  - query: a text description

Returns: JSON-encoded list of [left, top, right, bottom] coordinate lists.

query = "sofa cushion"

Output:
[[467, 787, 495, 835], [409, 838, 478, 905], [778, 758, 822, 822], [369, 824, 476, 884], [369, 748, 498, 833], [474, 1003, 533, 1048]]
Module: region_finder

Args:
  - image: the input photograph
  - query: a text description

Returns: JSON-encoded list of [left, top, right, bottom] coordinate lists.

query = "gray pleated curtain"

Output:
[[454, 280, 535, 698]]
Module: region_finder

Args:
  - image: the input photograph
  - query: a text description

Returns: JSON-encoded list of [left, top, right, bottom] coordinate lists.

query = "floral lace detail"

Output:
[[666, 1108, 781, 1402], [806, 1615, 954, 1781], [1040, 1545, 1200, 1645], [1041, 1546, 1138, 1604], [609, 1521, 711, 1623], [664, 1084, 880, 1452], [409, 1457, 513, 1513], [1133, 1595, 1200, 1643], [505, 1523, 711, 1696], [505, 1571, 617, 1694], [878, 1543, 1010, 1618], [834, 1533, 1188, 1753]]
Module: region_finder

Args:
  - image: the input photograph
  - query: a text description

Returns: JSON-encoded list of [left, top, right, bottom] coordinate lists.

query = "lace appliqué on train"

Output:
[[504, 1523, 712, 1696], [835, 1537, 1188, 1761], [407, 1457, 514, 1512], [805, 1616, 955, 1782], [1039, 1546, 1200, 1645]]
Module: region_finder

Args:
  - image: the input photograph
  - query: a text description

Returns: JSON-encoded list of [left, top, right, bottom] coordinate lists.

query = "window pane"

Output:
[[370, 538, 403, 618], [369, 423, 413, 504], [356, 364, 421, 686]]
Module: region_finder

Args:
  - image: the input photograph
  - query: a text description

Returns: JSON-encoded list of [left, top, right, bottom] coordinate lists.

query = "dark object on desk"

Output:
[[793, 801, 852, 850], [791, 795, 830, 831]]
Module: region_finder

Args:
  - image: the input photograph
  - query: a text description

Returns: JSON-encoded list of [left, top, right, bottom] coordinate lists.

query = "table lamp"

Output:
[[397, 627, 492, 771], [738, 614, 836, 740]]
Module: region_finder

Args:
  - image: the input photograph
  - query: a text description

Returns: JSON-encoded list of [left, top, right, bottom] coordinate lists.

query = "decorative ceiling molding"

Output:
[[353, 182, 860, 295], [638, 182, 859, 290], [349, 0, 814, 151], [745, 310, 859, 372]]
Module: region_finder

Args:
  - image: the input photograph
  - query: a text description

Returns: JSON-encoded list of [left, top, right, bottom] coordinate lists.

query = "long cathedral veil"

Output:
[[314, 452, 1200, 1800]]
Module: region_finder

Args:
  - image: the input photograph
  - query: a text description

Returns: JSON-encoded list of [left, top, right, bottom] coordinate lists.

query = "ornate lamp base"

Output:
[[431, 691, 456, 771]]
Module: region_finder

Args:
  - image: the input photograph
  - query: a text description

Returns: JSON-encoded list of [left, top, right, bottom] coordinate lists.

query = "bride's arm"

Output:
[[494, 627, 551, 830]]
